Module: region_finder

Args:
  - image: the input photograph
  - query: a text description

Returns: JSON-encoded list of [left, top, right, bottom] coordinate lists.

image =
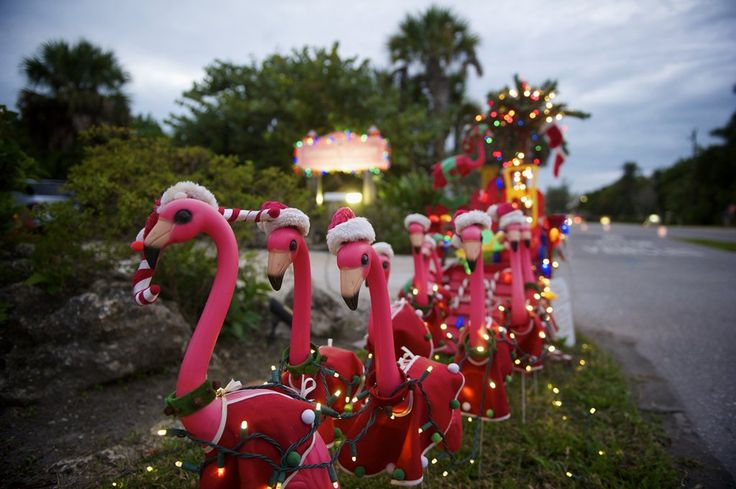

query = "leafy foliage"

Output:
[[169, 43, 440, 175], [0, 106, 39, 234], [482, 75, 590, 167], [17, 39, 131, 177], [388, 5, 483, 156]]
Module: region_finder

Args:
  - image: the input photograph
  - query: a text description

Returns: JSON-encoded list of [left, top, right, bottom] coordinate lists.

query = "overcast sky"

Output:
[[2, 0, 735, 192]]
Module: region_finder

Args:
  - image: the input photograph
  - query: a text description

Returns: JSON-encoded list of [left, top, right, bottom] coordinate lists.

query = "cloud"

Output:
[[1, 0, 734, 192]]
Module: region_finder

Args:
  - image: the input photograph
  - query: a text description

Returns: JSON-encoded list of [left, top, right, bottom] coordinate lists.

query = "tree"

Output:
[[169, 43, 437, 174], [17, 39, 131, 177], [545, 181, 572, 213], [388, 5, 483, 157]]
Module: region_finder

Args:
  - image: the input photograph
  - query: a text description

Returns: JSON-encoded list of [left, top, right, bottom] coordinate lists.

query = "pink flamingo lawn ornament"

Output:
[[491, 203, 545, 372], [365, 242, 394, 342], [327, 208, 464, 486], [256, 201, 365, 447], [404, 214, 456, 355], [431, 124, 490, 190], [451, 210, 512, 422], [131, 183, 334, 488]]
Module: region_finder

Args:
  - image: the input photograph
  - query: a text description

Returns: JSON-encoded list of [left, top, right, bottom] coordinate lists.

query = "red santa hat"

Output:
[[372, 241, 394, 259], [403, 213, 431, 232], [326, 207, 375, 255], [493, 203, 526, 229], [451, 209, 490, 248], [256, 200, 310, 236]]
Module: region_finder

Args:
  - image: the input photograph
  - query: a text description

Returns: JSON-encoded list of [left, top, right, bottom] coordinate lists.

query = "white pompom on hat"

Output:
[[326, 207, 376, 255], [256, 201, 310, 236], [372, 242, 394, 259], [160, 181, 218, 209], [403, 213, 431, 231]]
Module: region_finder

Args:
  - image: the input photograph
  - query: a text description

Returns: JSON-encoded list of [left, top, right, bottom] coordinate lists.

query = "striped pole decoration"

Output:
[[130, 205, 280, 306]]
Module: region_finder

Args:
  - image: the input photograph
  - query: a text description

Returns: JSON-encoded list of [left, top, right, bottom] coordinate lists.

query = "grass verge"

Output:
[[674, 237, 736, 252], [105, 336, 678, 488]]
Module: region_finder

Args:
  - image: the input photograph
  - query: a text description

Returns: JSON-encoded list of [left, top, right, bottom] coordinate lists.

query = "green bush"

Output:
[[11, 126, 309, 338], [366, 171, 439, 254]]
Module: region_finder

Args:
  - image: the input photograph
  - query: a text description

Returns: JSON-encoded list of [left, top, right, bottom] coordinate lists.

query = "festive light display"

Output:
[[292, 127, 390, 176]]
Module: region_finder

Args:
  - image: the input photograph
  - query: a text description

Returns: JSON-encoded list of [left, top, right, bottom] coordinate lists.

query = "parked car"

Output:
[[12, 179, 72, 208]]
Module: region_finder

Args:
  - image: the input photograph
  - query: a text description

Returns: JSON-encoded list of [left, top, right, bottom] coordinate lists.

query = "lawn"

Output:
[[105, 336, 678, 488]]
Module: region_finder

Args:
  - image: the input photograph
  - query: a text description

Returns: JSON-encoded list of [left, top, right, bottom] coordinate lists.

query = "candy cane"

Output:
[[130, 205, 280, 306]]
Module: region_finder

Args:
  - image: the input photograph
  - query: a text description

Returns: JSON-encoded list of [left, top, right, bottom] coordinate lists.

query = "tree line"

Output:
[[576, 99, 736, 226]]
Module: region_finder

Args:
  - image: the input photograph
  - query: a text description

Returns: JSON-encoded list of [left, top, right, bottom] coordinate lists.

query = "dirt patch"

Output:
[[0, 335, 308, 489], [584, 328, 734, 488]]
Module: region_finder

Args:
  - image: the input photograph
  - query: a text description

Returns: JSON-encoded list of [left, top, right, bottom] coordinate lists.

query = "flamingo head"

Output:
[[336, 240, 374, 310], [372, 242, 393, 282], [404, 214, 430, 253], [143, 198, 216, 268], [327, 207, 376, 310], [265, 226, 302, 290], [458, 225, 483, 272]]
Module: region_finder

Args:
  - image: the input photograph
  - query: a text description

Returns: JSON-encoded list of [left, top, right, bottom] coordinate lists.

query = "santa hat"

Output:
[[326, 207, 375, 255], [494, 203, 526, 229], [256, 201, 310, 236], [160, 181, 218, 209], [372, 241, 394, 259], [451, 209, 490, 248], [403, 213, 431, 231]]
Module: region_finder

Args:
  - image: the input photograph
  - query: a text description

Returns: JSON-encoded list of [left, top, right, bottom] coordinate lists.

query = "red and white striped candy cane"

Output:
[[130, 205, 280, 306]]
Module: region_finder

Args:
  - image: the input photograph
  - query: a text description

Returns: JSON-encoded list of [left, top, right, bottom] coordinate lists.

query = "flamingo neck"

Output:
[[412, 247, 429, 306], [176, 216, 238, 396], [472, 137, 486, 167], [432, 252, 443, 281], [520, 237, 536, 289], [367, 249, 402, 396], [289, 236, 311, 365], [469, 250, 486, 348], [509, 242, 528, 327]]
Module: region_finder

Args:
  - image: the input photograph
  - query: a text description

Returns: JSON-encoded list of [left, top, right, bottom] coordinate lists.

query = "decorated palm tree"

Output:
[[18, 39, 131, 177], [388, 6, 483, 159]]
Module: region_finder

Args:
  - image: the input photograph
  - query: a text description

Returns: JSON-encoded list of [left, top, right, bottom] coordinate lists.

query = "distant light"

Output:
[[345, 192, 363, 204], [647, 214, 661, 224], [600, 216, 611, 226]]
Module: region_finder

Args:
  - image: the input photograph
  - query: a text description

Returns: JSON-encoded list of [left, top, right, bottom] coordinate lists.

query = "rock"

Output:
[[284, 285, 360, 339], [0, 280, 191, 404]]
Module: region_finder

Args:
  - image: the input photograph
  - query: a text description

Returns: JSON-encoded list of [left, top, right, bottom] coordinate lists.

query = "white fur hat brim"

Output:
[[257, 208, 310, 236], [486, 204, 498, 218], [499, 210, 526, 229], [327, 217, 375, 255], [161, 181, 218, 209], [404, 213, 431, 231], [372, 241, 394, 259], [454, 210, 491, 234]]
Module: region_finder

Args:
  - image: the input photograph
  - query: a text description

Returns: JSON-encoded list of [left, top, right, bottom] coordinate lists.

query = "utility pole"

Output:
[[690, 129, 699, 157]]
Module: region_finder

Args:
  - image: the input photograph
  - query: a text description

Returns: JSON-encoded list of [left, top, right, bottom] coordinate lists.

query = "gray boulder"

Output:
[[283, 285, 361, 339], [0, 279, 191, 404]]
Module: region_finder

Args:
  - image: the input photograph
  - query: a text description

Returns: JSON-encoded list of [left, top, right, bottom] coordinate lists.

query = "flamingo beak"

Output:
[[409, 232, 424, 253], [511, 241, 519, 252], [524, 239, 531, 248], [340, 267, 363, 310], [462, 240, 482, 272], [267, 251, 291, 291], [143, 219, 173, 267]]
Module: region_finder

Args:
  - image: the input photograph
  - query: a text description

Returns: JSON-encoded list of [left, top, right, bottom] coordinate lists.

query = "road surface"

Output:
[[566, 222, 736, 476]]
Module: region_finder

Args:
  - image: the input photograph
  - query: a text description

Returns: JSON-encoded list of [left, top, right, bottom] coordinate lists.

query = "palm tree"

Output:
[[388, 5, 483, 158], [18, 39, 131, 177]]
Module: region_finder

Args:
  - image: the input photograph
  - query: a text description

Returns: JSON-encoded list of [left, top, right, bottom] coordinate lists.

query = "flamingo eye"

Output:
[[382, 261, 389, 269], [361, 253, 369, 266], [174, 209, 192, 224], [289, 239, 297, 252]]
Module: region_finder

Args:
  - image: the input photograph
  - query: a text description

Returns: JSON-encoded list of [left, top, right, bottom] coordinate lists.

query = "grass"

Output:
[[674, 237, 736, 252], [105, 336, 678, 488]]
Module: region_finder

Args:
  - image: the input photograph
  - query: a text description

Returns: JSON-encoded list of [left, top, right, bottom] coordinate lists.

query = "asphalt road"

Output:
[[566, 223, 736, 476]]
